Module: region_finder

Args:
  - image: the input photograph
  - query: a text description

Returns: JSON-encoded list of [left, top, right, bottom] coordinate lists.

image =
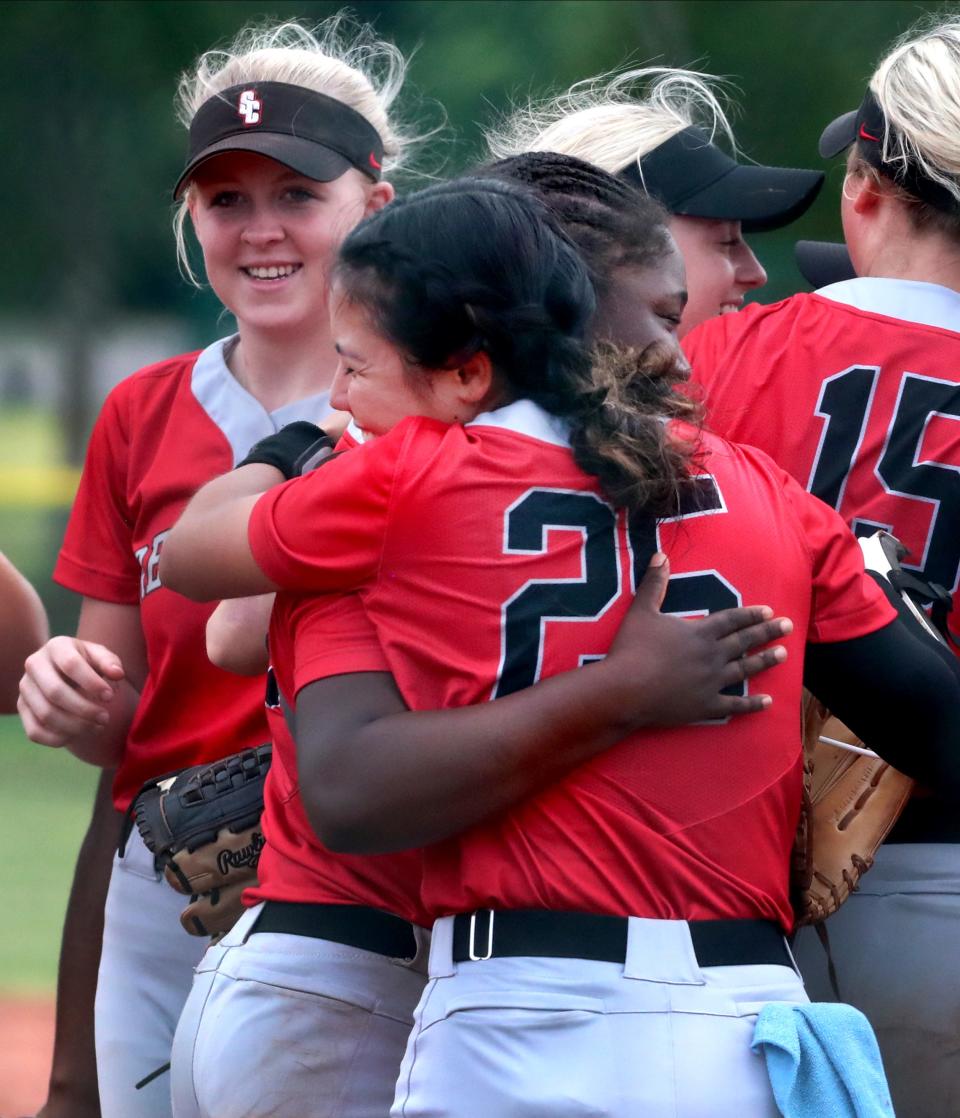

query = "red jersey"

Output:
[[55, 338, 331, 809], [249, 401, 894, 931], [685, 280, 960, 646], [245, 592, 427, 925]]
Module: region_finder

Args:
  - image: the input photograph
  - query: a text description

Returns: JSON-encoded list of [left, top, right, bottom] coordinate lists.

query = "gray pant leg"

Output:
[[793, 843, 960, 1118]]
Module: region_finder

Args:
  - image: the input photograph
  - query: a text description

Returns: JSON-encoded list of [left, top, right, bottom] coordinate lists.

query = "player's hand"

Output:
[[18, 637, 125, 748], [602, 553, 792, 726], [317, 409, 351, 442]]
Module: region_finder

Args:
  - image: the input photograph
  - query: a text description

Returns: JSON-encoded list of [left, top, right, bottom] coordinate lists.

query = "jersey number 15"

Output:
[[808, 365, 960, 592]]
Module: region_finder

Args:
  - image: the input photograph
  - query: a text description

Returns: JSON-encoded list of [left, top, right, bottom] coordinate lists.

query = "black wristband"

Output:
[[236, 422, 335, 480]]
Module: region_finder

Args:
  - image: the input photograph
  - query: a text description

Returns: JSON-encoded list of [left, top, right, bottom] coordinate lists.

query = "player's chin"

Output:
[[352, 421, 383, 442], [681, 301, 741, 336], [236, 302, 316, 334]]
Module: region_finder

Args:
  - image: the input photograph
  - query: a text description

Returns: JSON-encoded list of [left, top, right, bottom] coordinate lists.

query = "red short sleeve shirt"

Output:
[[245, 591, 428, 925], [684, 281, 960, 646], [55, 339, 330, 808], [249, 400, 894, 930]]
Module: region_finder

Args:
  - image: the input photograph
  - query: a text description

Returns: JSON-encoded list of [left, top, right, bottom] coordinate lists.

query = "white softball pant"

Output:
[[392, 913, 808, 1117], [794, 842, 960, 1117], [95, 826, 208, 1118], [170, 902, 429, 1118]]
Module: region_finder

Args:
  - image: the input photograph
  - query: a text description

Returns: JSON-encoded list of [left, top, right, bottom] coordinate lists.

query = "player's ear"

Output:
[[185, 187, 201, 228], [453, 351, 494, 404], [364, 180, 395, 217], [845, 168, 884, 215]]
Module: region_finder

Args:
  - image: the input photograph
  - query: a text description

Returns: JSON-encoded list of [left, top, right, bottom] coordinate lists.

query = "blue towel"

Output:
[[752, 1002, 895, 1117]]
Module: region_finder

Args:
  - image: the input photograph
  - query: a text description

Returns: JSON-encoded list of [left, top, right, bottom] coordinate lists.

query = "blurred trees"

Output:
[[1, 0, 949, 459]]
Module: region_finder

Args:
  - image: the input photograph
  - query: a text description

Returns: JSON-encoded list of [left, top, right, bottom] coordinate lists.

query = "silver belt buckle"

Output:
[[468, 909, 495, 961]]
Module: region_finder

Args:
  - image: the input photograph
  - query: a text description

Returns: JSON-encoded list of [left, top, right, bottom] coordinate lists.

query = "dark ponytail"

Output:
[[568, 342, 701, 513]]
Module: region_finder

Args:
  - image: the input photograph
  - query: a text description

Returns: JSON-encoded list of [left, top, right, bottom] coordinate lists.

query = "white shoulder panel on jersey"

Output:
[[270, 391, 332, 431], [467, 398, 572, 448], [191, 336, 331, 466], [818, 277, 960, 335]]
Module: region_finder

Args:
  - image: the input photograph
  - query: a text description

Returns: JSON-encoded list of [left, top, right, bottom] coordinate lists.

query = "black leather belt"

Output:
[[451, 909, 791, 968], [251, 901, 417, 959]]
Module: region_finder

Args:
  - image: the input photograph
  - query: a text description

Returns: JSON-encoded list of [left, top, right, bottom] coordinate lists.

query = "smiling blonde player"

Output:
[[486, 67, 823, 337], [17, 17, 412, 1117]]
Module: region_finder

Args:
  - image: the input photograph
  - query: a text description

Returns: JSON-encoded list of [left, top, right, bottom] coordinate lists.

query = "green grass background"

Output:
[[0, 407, 61, 465], [0, 716, 99, 994], [1, 406, 95, 995]]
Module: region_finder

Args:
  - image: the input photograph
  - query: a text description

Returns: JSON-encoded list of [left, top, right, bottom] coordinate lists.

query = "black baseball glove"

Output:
[[133, 744, 272, 938]]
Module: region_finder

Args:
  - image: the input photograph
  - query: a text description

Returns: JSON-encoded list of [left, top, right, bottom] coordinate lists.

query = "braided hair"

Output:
[[479, 152, 702, 511], [335, 176, 697, 514], [475, 151, 672, 303]]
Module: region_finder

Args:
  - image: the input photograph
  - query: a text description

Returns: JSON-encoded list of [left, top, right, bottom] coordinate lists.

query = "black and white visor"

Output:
[[621, 126, 824, 233], [819, 89, 959, 214], [174, 81, 385, 199]]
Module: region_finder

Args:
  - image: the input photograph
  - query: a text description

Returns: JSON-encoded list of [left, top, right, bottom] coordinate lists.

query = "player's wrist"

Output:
[[586, 658, 657, 734], [236, 422, 335, 480]]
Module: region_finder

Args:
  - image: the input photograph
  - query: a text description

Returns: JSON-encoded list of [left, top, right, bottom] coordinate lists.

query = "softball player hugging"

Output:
[[163, 175, 960, 1116], [165, 155, 792, 1118]]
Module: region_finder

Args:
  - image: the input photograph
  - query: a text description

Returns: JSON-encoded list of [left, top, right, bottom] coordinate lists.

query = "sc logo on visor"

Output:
[[237, 90, 262, 126]]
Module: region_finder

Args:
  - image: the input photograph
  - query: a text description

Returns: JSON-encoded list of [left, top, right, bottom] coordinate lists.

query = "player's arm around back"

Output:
[[18, 598, 146, 767], [161, 465, 285, 602], [0, 552, 48, 713], [805, 609, 960, 799], [297, 557, 792, 854], [206, 594, 274, 675], [163, 417, 359, 602]]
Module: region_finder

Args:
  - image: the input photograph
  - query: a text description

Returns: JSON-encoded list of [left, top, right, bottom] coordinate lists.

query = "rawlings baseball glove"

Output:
[[133, 744, 272, 938], [791, 530, 946, 926], [792, 694, 913, 926]]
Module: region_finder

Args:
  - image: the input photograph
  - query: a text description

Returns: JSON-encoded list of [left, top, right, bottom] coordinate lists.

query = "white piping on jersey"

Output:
[[191, 336, 332, 467], [466, 398, 572, 448], [350, 399, 664, 448], [344, 402, 570, 447], [818, 278, 960, 335], [345, 417, 367, 444]]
